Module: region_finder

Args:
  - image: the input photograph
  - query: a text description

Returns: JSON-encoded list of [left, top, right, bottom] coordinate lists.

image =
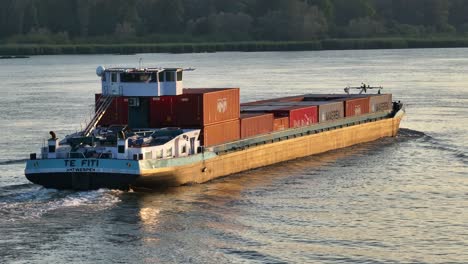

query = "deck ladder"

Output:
[[82, 95, 114, 137]]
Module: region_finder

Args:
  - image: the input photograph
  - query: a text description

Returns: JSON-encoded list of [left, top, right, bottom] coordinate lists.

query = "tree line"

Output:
[[1, 0, 468, 44]]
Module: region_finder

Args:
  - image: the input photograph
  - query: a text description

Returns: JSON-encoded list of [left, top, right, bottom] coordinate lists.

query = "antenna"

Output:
[[344, 83, 383, 95]]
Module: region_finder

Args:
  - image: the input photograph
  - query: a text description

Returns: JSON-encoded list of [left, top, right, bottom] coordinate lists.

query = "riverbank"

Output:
[[1, 38, 468, 56]]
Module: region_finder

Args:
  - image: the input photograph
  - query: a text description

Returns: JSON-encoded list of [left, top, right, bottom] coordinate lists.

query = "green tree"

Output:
[[256, 0, 328, 40], [448, 0, 468, 32], [331, 0, 375, 26]]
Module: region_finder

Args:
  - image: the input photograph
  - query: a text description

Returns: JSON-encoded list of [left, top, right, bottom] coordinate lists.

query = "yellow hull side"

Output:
[[136, 115, 403, 187]]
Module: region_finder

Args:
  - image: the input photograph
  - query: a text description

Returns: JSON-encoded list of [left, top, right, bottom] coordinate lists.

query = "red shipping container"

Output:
[[344, 97, 370, 117], [201, 119, 240, 147], [149, 96, 178, 127], [95, 94, 128, 126], [240, 113, 274, 138], [271, 105, 318, 128], [273, 117, 289, 131], [179, 88, 240, 126]]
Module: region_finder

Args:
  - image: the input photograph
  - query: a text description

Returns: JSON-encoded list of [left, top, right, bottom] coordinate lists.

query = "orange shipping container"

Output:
[[240, 113, 274, 138], [344, 97, 370, 117], [273, 117, 289, 131], [179, 88, 240, 126], [201, 119, 240, 147]]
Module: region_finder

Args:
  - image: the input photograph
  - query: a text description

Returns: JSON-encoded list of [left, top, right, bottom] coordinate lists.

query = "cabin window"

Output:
[[118, 145, 125, 153], [177, 71, 183, 81], [165, 71, 175, 82], [166, 147, 173, 157], [158, 72, 165, 82], [156, 149, 163, 159], [48, 145, 56, 153], [121, 73, 153, 83], [145, 151, 152, 159], [181, 145, 187, 154], [111, 73, 117, 82], [150, 72, 157, 83]]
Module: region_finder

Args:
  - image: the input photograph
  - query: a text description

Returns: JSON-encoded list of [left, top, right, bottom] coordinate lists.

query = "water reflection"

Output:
[[139, 207, 161, 227]]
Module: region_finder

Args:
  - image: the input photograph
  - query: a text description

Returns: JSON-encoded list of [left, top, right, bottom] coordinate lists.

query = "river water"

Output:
[[0, 49, 467, 263]]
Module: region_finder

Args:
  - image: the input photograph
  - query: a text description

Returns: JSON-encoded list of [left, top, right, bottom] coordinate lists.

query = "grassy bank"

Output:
[[1, 38, 468, 56]]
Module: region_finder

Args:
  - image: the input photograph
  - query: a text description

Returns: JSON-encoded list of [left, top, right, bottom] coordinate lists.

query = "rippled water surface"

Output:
[[0, 49, 467, 263]]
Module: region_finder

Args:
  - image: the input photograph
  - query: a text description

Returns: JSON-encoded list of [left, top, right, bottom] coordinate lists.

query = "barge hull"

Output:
[[26, 172, 138, 190], [134, 112, 403, 187]]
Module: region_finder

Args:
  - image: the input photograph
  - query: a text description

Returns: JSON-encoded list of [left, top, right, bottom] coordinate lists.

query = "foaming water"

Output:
[[1, 49, 467, 263], [0, 185, 122, 221]]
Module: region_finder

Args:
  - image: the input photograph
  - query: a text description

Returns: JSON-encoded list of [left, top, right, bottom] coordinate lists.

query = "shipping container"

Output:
[[128, 97, 150, 128], [95, 94, 128, 126], [179, 88, 240, 126], [240, 113, 274, 138], [273, 117, 289, 131], [271, 105, 318, 128], [201, 119, 240, 147], [149, 96, 178, 127], [303, 101, 344, 123], [343, 97, 370, 117], [369, 94, 392, 113]]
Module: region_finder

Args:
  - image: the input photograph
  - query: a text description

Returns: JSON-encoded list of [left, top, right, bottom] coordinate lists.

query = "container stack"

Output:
[[240, 93, 393, 132], [94, 90, 393, 147], [179, 88, 240, 146]]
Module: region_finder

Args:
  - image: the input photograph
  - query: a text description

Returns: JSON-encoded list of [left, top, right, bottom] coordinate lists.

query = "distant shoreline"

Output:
[[1, 38, 468, 56]]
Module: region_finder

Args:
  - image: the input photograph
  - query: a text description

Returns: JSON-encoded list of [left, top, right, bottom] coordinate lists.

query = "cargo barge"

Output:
[[25, 67, 405, 190]]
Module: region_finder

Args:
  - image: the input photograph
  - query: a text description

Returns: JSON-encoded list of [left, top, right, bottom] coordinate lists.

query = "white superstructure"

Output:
[[44, 127, 201, 161], [96, 67, 184, 96]]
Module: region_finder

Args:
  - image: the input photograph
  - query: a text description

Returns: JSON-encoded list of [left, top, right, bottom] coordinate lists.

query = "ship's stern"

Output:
[[25, 158, 140, 190]]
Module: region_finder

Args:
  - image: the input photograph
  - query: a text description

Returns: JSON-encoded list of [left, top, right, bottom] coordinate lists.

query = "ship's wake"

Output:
[[0, 158, 29, 166], [0, 184, 122, 221], [398, 128, 428, 139], [399, 128, 467, 164]]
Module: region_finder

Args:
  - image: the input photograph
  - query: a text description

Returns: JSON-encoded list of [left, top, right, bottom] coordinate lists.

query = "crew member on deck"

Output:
[[49, 131, 57, 140]]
